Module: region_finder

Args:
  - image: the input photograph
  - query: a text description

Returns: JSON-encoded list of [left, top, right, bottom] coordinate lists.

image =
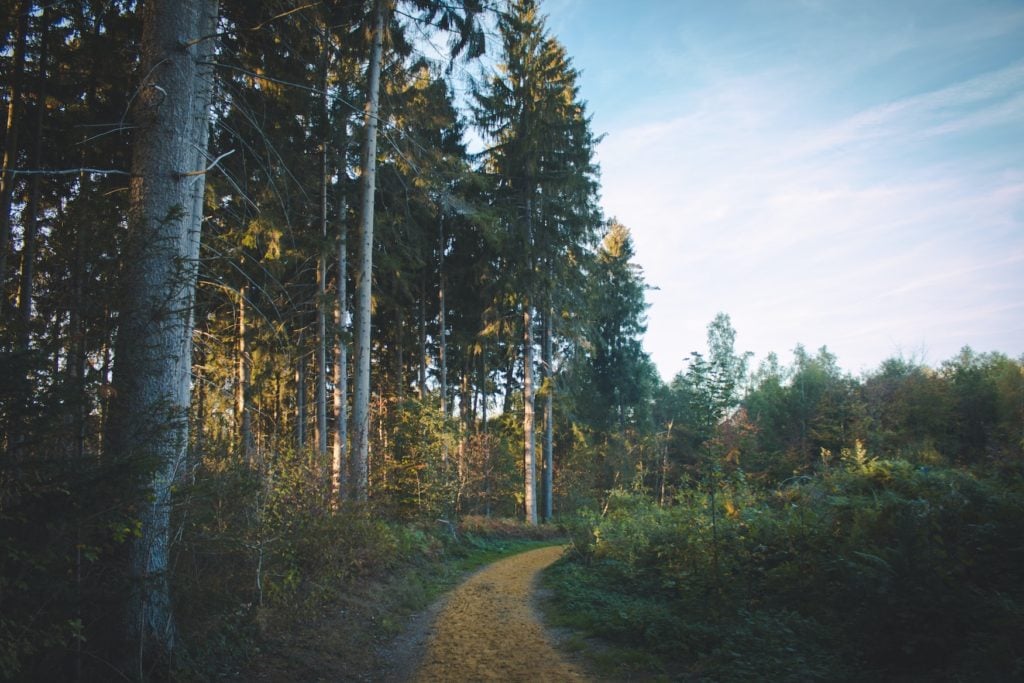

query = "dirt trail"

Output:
[[398, 545, 588, 682]]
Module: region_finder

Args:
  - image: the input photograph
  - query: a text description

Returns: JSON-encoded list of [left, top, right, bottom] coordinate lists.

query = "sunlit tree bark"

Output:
[[237, 284, 254, 463]]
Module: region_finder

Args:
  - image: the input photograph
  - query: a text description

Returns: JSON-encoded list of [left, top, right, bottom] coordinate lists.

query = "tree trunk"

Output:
[[464, 355, 474, 427], [543, 307, 553, 522], [106, 0, 218, 671], [417, 283, 427, 399], [194, 342, 206, 472], [395, 323, 404, 402], [315, 37, 330, 465], [17, 4, 47, 350], [69, 205, 87, 461], [659, 420, 673, 507], [351, 0, 385, 502], [522, 190, 538, 526], [480, 355, 487, 431], [481, 355, 490, 515], [503, 358, 515, 414], [438, 213, 447, 414], [0, 0, 29, 299], [316, 250, 328, 462], [333, 192, 348, 502], [275, 370, 286, 445], [459, 354, 471, 484], [523, 304, 537, 525], [237, 284, 254, 463], [438, 214, 449, 466], [296, 344, 307, 449]]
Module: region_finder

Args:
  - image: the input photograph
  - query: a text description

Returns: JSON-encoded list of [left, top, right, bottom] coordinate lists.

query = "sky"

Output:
[[535, 0, 1024, 380]]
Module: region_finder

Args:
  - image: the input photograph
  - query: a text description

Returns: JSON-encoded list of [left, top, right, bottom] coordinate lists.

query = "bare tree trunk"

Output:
[[236, 284, 253, 463], [395, 324, 405, 402], [503, 359, 515, 414], [0, 0, 29, 298], [316, 255, 328, 462], [194, 342, 206, 471], [296, 346, 307, 449], [332, 193, 348, 501], [523, 304, 537, 525], [439, 284, 447, 421], [659, 420, 672, 507], [351, 0, 385, 502], [417, 284, 427, 399], [17, 4, 47, 350], [463, 356, 473, 427], [315, 37, 330, 466], [106, 0, 218, 671], [98, 322, 113, 450], [69, 206, 87, 461], [437, 213, 449, 467], [481, 355, 490, 515], [480, 355, 487, 431], [459, 355, 470, 485], [543, 307, 553, 522], [522, 192, 538, 526], [275, 370, 286, 445]]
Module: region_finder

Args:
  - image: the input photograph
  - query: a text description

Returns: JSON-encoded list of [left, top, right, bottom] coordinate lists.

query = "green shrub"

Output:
[[546, 462, 1024, 680]]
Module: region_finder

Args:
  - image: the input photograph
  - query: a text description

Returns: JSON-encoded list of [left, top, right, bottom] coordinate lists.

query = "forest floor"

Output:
[[244, 543, 592, 682]]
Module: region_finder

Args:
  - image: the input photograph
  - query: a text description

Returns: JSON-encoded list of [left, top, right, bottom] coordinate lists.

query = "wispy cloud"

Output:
[[540, 0, 1024, 376], [597, 51, 1024, 376], [794, 62, 1024, 158]]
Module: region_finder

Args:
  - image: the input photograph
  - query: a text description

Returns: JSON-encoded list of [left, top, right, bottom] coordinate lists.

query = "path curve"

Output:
[[407, 545, 588, 682]]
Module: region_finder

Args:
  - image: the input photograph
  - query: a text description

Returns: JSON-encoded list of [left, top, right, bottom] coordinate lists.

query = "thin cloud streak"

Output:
[[793, 62, 1024, 159], [598, 57, 1024, 377], [541, 0, 1024, 377]]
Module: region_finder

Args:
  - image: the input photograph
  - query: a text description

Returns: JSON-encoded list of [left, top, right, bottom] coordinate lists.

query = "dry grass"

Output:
[[458, 515, 565, 540]]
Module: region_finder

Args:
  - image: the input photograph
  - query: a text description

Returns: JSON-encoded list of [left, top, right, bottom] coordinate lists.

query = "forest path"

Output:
[[389, 544, 589, 682]]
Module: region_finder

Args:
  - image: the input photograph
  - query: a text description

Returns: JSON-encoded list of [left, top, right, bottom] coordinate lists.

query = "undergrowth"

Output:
[[543, 458, 1024, 681], [169, 453, 565, 681]]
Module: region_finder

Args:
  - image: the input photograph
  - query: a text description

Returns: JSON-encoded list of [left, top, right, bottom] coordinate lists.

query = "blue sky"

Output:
[[539, 0, 1024, 379]]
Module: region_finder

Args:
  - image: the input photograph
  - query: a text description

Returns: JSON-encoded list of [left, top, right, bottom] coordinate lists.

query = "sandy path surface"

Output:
[[405, 545, 588, 682]]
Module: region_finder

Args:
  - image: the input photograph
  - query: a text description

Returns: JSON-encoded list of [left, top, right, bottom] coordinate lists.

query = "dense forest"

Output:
[[1, 0, 1021, 680]]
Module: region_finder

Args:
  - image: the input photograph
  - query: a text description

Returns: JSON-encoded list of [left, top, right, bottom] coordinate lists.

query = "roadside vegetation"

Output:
[[172, 459, 563, 682], [547, 461, 1023, 681], [543, 343, 1024, 683]]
